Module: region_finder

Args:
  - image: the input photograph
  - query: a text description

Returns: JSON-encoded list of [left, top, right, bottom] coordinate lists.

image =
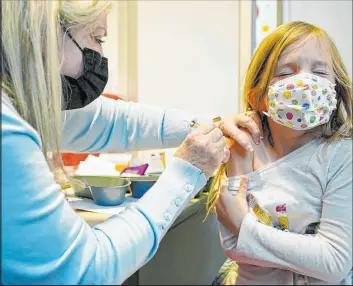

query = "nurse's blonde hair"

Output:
[[205, 21, 353, 219], [1, 0, 111, 161]]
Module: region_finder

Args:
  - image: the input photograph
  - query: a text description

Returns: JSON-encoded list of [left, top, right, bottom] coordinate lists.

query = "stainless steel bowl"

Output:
[[122, 175, 159, 199], [72, 176, 131, 206]]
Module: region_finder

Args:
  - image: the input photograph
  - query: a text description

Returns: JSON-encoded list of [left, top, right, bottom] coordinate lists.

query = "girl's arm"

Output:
[[222, 140, 352, 282]]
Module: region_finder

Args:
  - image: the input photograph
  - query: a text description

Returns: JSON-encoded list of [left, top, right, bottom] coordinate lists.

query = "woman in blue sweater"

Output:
[[1, 1, 261, 284]]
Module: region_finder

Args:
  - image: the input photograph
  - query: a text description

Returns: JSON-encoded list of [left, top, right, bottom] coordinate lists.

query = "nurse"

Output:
[[2, 1, 262, 284]]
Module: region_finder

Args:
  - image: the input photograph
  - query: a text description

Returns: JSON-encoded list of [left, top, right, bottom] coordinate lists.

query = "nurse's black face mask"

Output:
[[61, 25, 109, 110]]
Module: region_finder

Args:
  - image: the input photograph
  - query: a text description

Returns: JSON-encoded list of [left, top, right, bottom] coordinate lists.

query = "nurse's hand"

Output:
[[218, 111, 263, 152], [174, 123, 228, 179]]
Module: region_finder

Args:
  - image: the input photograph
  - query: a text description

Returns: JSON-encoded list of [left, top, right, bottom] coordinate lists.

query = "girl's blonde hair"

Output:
[[1, 0, 111, 167], [205, 21, 353, 218]]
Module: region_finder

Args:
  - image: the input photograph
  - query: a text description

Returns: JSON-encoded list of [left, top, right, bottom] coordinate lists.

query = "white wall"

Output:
[[254, 0, 279, 52], [283, 0, 352, 80], [137, 0, 240, 119]]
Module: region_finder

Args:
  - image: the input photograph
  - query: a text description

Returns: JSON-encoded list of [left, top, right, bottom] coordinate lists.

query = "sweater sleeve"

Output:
[[60, 96, 197, 153], [224, 140, 352, 283], [2, 96, 206, 285]]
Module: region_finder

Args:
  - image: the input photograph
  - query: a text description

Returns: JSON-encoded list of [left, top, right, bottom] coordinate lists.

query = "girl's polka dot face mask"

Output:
[[263, 73, 337, 130]]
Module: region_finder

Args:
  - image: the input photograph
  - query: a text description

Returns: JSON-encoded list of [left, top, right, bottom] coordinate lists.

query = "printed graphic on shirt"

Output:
[[276, 203, 289, 231], [246, 193, 273, 227], [246, 193, 291, 232]]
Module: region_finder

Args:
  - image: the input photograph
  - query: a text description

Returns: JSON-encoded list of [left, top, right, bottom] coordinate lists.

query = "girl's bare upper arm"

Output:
[[226, 129, 254, 177]]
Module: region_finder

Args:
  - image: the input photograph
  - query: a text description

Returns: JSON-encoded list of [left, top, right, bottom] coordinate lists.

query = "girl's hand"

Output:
[[215, 176, 249, 236]]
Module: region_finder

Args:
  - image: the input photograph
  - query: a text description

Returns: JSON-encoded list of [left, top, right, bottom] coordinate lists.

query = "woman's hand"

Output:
[[218, 111, 263, 152], [215, 176, 249, 236], [175, 122, 229, 179]]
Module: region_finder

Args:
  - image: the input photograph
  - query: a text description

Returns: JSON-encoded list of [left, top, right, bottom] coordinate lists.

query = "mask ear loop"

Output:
[[60, 20, 84, 53]]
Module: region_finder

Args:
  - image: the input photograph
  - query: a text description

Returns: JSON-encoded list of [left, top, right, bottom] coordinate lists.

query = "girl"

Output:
[[209, 21, 352, 285]]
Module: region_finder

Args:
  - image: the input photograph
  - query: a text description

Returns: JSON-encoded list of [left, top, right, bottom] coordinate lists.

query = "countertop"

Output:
[[74, 193, 209, 228]]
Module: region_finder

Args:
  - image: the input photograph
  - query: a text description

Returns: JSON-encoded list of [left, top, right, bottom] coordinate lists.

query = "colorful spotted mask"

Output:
[[264, 73, 337, 130]]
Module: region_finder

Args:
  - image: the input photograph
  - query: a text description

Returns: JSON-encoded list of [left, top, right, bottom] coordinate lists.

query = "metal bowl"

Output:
[[124, 175, 159, 199], [72, 176, 131, 206], [130, 180, 155, 198]]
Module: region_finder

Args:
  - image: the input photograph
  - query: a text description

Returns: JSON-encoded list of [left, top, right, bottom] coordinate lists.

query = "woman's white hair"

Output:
[[1, 0, 111, 161]]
